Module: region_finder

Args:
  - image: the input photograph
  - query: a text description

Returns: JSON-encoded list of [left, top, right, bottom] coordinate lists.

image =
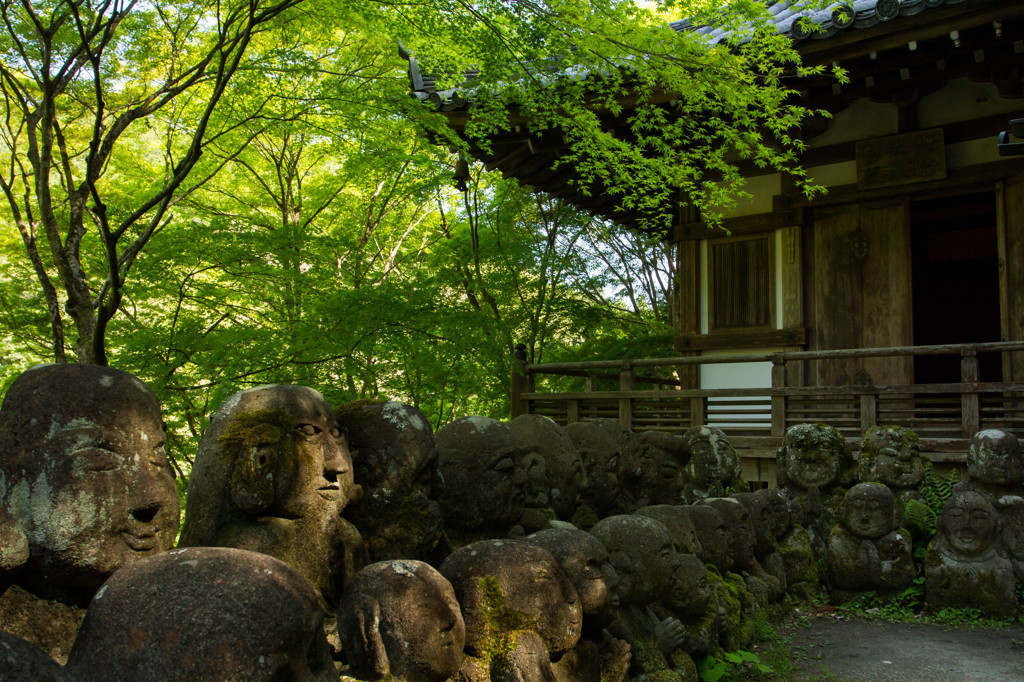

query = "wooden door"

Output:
[[1000, 174, 1024, 381]]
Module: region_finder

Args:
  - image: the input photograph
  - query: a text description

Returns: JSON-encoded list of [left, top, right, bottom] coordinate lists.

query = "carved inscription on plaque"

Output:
[[856, 128, 946, 190]]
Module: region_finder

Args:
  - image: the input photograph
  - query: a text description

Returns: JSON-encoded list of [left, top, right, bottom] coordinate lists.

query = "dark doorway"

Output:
[[911, 191, 1001, 383]]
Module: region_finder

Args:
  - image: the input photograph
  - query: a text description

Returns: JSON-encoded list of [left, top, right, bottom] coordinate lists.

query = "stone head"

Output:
[[439, 539, 581, 656], [563, 421, 621, 516], [842, 483, 897, 539], [759, 488, 793, 540], [338, 560, 465, 682], [589, 515, 679, 607], [0, 364, 179, 595], [778, 423, 848, 490], [937, 490, 1000, 558], [434, 416, 525, 531], [509, 414, 587, 521], [733, 491, 776, 558], [667, 553, 712, 618], [335, 400, 441, 561], [0, 630, 71, 682], [685, 504, 733, 572], [637, 431, 689, 505], [684, 426, 740, 488], [858, 425, 925, 490], [526, 527, 618, 617], [635, 504, 702, 556], [967, 429, 1023, 488], [65, 547, 336, 682], [492, 630, 556, 682], [705, 497, 756, 571]]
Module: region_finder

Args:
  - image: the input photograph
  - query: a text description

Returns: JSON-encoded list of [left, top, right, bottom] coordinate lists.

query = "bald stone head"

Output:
[[0, 364, 178, 597], [509, 414, 587, 521], [842, 483, 897, 540], [968, 429, 1023, 488], [589, 515, 679, 608]]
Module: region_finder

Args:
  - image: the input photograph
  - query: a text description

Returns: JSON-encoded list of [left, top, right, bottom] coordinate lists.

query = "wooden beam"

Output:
[[674, 328, 807, 352]]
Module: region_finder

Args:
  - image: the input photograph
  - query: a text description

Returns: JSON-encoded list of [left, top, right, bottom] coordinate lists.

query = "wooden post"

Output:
[[690, 397, 705, 428], [510, 360, 529, 419], [860, 393, 877, 435], [771, 357, 787, 437], [961, 347, 980, 438], [567, 399, 579, 424], [619, 362, 634, 430]]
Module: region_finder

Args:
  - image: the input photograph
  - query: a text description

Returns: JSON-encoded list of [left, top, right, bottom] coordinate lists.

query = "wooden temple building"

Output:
[[406, 0, 1024, 484]]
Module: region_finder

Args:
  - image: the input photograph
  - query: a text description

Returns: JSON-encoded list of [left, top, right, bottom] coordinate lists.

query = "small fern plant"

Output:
[[905, 460, 960, 537]]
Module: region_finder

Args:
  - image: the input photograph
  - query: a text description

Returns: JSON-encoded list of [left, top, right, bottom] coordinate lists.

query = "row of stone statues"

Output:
[[1, 364, 1021, 680]]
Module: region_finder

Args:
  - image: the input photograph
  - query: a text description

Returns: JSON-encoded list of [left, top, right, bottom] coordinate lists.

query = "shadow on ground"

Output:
[[762, 606, 1024, 682]]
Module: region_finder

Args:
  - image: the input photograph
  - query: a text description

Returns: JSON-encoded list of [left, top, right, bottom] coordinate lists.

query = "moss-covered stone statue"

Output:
[[704, 497, 778, 607], [681, 426, 745, 503], [179, 384, 364, 653], [0, 364, 179, 663], [733, 491, 787, 606], [762, 488, 818, 602], [591, 515, 696, 681], [338, 560, 465, 681], [526, 528, 631, 682], [433, 416, 526, 549], [857, 425, 927, 515], [65, 547, 336, 682], [924, 490, 1017, 618], [777, 423, 855, 555], [636, 431, 690, 507], [510, 414, 588, 533], [954, 428, 1024, 581], [563, 420, 622, 529], [826, 483, 915, 603], [335, 400, 442, 563], [439, 539, 582, 681]]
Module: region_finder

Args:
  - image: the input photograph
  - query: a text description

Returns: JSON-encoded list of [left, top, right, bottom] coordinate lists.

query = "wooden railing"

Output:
[[510, 342, 1024, 485]]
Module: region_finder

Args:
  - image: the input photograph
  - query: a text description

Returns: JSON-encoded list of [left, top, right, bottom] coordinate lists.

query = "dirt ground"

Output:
[[758, 606, 1024, 681]]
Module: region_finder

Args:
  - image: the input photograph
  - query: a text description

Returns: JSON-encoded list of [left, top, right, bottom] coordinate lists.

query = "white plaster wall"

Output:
[[807, 98, 898, 148], [807, 160, 858, 188], [725, 173, 782, 218]]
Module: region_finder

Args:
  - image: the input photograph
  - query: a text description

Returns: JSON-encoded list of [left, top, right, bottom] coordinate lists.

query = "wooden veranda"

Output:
[[510, 342, 1024, 487]]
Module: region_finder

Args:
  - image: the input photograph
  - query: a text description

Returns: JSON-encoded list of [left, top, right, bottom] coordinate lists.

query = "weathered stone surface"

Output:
[[510, 415, 588, 525], [857, 425, 927, 513], [681, 426, 744, 503], [655, 553, 718, 657], [65, 547, 336, 681], [335, 400, 442, 562], [434, 417, 526, 547], [685, 504, 733, 574], [734, 491, 786, 603], [925, 490, 1017, 618], [563, 421, 622, 526], [0, 630, 70, 681], [827, 483, 915, 601], [338, 560, 464, 681], [180, 384, 362, 618], [637, 431, 690, 506], [761, 489, 818, 601], [0, 364, 179, 661], [635, 504, 703, 556]]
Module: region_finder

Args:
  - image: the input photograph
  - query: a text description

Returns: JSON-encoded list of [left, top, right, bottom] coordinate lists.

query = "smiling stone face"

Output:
[[842, 483, 896, 540], [858, 425, 924, 490], [968, 429, 1024, 488], [0, 364, 179, 595]]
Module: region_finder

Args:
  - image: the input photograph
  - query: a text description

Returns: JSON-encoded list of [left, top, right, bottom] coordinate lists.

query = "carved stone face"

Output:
[[589, 515, 678, 607], [685, 504, 733, 572], [761, 488, 792, 540], [0, 365, 179, 593], [564, 421, 620, 516], [339, 560, 465, 682], [842, 483, 895, 540], [939, 491, 1000, 558], [179, 385, 358, 607], [440, 540, 581, 656], [435, 417, 525, 531], [638, 431, 689, 505], [65, 548, 336, 682], [510, 415, 587, 522], [705, 497, 756, 570], [526, 527, 618, 617], [636, 504, 702, 556], [667, 554, 711, 618], [335, 401, 441, 562], [860, 426, 924, 490], [685, 426, 739, 488], [780, 423, 846, 490], [734, 492, 776, 557], [968, 429, 1023, 487]]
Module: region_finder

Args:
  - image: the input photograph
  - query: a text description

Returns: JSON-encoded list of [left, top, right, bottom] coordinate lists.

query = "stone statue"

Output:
[[857, 425, 927, 514], [178, 384, 364, 650], [658, 553, 719, 658], [526, 528, 630, 682], [433, 416, 526, 548], [591, 419, 652, 514], [338, 560, 465, 681], [636, 431, 690, 506], [955, 429, 1024, 580], [826, 483, 915, 602], [685, 504, 733, 574], [762, 489, 817, 602], [733, 492, 787, 605], [924, 490, 1017, 618], [335, 400, 442, 562], [0, 364, 179, 663], [776, 423, 854, 554], [65, 547, 336, 681], [439, 539, 582, 679], [563, 421, 622, 528], [510, 414, 588, 531], [590, 515, 694, 680], [635, 504, 703, 556], [681, 426, 745, 503], [0, 630, 71, 681], [705, 497, 780, 609]]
